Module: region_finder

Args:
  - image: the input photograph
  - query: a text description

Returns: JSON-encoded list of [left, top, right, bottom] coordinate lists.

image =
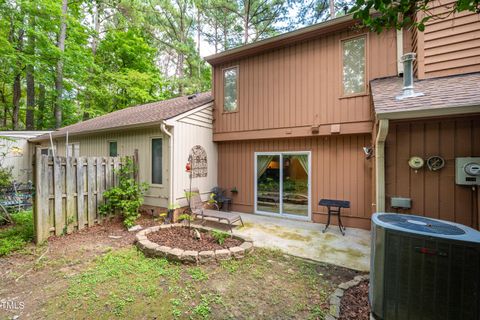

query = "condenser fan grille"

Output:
[[377, 214, 466, 235]]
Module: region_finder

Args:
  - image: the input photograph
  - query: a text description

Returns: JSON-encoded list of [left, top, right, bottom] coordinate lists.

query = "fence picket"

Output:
[[96, 157, 104, 223], [76, 157, 85, 230], [53, 157, 64, 236], [87, 158, 95, 227], [65, 157, 75, 234]]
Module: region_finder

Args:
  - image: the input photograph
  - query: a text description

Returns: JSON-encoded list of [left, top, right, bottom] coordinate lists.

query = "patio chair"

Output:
[[185, 188, 244, 232]]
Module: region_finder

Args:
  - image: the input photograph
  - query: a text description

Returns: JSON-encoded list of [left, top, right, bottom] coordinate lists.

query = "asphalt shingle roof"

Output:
[[371, 72, 480, 117], [32, 92, 212, 141]]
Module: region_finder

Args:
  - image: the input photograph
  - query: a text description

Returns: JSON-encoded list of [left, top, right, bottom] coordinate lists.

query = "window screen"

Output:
[[342, 36, 366, 95], [109, 141, 118, 157], [223, 67, 238, 112], [151, 138, 162, 184]]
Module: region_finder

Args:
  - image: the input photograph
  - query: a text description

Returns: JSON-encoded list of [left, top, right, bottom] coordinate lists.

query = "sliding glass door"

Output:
[[255, 152, 310, 219]]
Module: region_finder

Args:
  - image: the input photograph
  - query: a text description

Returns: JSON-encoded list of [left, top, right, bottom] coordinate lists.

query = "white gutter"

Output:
[[160, 121, 174, 206], [375, 119, 389, 212]]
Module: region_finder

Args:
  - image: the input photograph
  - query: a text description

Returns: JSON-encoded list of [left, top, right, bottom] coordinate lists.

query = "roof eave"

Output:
[[205, 15, 356, 65], [376, 104, 480, 120]]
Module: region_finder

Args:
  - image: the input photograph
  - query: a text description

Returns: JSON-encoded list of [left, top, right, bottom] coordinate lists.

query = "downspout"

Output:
[[161, 121, 174, 207], [375, 119, 389, 212]]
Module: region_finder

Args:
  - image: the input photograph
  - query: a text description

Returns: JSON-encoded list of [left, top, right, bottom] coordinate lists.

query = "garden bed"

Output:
[[147, 226, 242, 251], [136, 224, 253, 264], [339, 280, 370, 320]]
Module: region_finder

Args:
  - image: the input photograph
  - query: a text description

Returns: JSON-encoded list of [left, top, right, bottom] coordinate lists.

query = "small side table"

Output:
[[319, 199, 350, 236], [221, 198, 232, 212]]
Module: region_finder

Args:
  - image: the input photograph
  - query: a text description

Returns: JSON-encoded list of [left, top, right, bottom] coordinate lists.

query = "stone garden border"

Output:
[[326, 274, 370, 320], [135, 223, 254, 264]]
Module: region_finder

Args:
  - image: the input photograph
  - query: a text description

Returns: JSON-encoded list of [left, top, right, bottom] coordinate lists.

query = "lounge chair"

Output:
[[185, 188, 244, 232]]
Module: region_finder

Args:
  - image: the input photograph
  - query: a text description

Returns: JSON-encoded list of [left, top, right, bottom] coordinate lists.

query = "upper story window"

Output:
[[342, 36, 366, 96], [223, 67, 238, 112], [109, 141, 118, 157]]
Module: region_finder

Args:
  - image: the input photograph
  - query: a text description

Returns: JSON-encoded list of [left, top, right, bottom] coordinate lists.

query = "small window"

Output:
[[342, 36, 366, 95], [151, 138, 162, 184], [109, 141, 118, 157], [40, 147, 55, 156], [223, 67, 238, 112]]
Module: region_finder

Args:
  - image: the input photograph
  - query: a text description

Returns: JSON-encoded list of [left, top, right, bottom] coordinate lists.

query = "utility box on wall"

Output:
[[456, 157, 480, 186]]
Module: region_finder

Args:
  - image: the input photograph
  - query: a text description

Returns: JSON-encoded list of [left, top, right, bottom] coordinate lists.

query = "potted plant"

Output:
[[230, 187, 238, 195]]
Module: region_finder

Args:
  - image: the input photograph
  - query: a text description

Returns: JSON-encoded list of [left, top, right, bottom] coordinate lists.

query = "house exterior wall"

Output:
[[0, 131, 50, 183], [36, 126, 170, 208], [167, 103, 218, 206], [217, 135, 373, 229], [385, 116, 480, 228], [212, 28, 398, 140], [413, 0, 480, 79]]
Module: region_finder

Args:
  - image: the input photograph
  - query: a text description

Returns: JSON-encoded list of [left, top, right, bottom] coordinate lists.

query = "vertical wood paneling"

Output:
[[385, 116, 480, 228], [419, 0, 480, 78], [217, 134, 372, 228], [212, 29, 398, 136]]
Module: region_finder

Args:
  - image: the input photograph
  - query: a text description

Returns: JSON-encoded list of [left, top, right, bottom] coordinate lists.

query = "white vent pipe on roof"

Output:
[[396, 53, 424, 100]]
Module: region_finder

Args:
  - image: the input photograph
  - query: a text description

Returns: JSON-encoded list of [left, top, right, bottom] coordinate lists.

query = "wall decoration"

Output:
[[426, 156, 445, 171], [188, 145, 208, 178], [408, 156, 424, 170]]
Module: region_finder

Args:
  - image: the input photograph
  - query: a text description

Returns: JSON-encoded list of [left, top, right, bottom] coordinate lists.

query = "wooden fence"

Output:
[[34, 148, 136, 243]]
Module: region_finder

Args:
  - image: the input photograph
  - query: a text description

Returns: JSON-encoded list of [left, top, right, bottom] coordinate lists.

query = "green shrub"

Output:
[[211, 230, 229, 245], [0, 210, 34, 256], [100, 158, 148, 228]]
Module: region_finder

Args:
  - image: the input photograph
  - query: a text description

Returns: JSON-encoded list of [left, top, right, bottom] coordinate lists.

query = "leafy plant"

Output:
[[100, 158, 148, 228], [211, 230, 230, 245], [0, 210, 34, 256], [187, 267, 208, 281]]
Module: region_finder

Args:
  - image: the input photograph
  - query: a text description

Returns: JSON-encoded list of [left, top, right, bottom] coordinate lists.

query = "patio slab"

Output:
[[228, 213, 371, 271]]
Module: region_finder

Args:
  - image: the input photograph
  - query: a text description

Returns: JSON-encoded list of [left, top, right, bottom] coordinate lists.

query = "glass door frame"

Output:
[[254, 151, 312, 221]]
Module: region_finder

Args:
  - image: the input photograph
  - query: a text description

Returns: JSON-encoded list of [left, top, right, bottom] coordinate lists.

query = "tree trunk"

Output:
[[12, 74, 21, 130], [243, 0, 250, 44], [54, 0, 68, 128], [37, 84, 45, 129], [26, 19, 36, 130], [329, 0, 335, 19], [12, 28, 24, 130]]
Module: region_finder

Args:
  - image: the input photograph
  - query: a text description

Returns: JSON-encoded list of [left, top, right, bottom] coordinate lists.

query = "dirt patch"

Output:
[[0, 215, 158, 319], [147, 226, 242, 251], [339, 280, 370, 320]]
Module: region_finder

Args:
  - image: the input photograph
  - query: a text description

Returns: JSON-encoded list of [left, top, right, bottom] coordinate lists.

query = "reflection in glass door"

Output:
[[255, 152, 310, 219], [282, 155, 309, 216], [256, 155, 280, 214]]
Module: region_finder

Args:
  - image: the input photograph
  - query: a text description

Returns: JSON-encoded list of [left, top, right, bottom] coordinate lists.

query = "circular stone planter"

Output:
[[135, 223, 254, 264]]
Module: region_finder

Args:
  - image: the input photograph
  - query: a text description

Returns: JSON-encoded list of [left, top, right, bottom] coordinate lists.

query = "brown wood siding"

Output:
[[212, 28, 398, 139], [415, 0, 480, 79], [385, 116, 480, 228], [217, 135, 373, 229]]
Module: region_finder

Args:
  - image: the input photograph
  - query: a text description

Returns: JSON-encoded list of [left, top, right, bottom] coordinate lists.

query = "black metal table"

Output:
[[319, 199, 350, 236]]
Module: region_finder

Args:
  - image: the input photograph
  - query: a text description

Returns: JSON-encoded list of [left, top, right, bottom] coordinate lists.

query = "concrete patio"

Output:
[[197, 212, 371, 271]]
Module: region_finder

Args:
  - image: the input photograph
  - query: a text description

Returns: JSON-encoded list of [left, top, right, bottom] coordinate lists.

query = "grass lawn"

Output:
[[0, 216, 358, 319], [0, 210, 34, 256]]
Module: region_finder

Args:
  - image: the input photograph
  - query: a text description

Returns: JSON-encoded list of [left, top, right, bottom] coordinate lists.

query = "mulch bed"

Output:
[[339, 280, 370, 320], [147, 227, 242, 251]]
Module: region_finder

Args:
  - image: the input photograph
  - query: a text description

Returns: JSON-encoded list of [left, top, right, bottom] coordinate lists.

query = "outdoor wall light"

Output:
[[363, 146, 374, 159]]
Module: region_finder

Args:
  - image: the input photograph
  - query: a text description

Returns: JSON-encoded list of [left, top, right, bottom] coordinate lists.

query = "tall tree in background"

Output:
[[351, 0, 480, 32], [54, 0, 68, 128]]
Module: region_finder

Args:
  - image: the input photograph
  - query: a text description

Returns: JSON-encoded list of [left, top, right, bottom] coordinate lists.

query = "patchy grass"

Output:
[[43, 247, 355, 319], [0, 210, 34, 256]]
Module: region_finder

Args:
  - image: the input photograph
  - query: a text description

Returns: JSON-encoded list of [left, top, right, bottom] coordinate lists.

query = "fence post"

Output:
[[34, 147, 45, 244]]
